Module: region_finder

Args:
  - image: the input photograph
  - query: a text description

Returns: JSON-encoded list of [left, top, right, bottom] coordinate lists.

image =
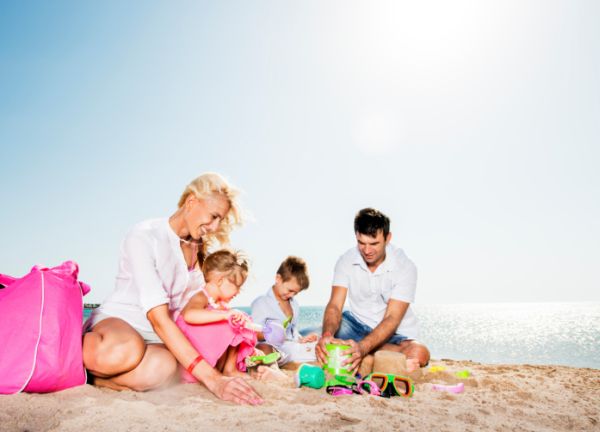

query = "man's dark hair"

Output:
[[354, 208, 390, 238]]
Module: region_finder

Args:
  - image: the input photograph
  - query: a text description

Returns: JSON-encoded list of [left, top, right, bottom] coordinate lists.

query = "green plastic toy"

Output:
[[295, 364, 326, 389], [282, 315, 292, 329], [245, 352, 281, 368], [323, 344, 352, 376]]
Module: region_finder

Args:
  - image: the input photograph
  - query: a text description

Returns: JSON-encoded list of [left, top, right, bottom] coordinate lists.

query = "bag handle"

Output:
[[0, 274, 17, 289], [79, 281, 91, 296], [0, 262, 91, 295]]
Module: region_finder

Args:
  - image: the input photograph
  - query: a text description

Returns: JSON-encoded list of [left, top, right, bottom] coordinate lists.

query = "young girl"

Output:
[[176, 249, 256, 382]]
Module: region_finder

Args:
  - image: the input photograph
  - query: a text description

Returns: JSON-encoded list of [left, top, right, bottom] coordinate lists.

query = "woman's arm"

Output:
[[181, 293, 231, 324], [147, 304, 262, 405]]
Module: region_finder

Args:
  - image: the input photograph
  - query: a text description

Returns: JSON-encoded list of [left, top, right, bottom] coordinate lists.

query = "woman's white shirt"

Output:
[[96, 218, 204, 334]]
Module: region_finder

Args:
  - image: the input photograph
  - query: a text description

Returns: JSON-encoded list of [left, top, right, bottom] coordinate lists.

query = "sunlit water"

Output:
[[84, 302, 600, 369]]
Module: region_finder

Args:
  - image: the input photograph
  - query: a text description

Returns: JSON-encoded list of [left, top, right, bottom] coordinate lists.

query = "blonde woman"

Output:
[[83, 173, 263, 405]]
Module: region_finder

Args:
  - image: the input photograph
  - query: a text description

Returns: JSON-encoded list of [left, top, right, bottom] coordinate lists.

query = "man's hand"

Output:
[[315, 332, 334, 365], [341, 339, 366, 374]]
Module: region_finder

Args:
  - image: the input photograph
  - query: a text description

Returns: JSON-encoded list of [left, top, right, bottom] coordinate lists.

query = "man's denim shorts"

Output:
[[334, 310, 409, 345]]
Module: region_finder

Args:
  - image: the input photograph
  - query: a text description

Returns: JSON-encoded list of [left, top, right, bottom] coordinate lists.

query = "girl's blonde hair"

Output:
[[178, 172, 242, 262], [202, 249, 249, 287]]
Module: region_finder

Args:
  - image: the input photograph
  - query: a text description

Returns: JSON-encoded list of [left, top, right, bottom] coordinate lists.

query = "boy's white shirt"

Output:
[[251, 287, 316, 363]]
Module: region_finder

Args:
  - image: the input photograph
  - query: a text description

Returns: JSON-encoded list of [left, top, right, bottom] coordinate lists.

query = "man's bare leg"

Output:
[[377, 340, 430, 371]]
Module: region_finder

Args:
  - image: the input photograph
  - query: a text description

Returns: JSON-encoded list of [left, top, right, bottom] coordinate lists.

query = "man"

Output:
[[316, 208, 430, 373]]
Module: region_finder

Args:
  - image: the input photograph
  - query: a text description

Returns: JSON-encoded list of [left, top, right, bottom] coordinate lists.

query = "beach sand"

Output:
[[2, 359, 599, 432]]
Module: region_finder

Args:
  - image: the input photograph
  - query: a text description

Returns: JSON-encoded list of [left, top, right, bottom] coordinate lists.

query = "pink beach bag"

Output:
[[0, 261, 91, 394]]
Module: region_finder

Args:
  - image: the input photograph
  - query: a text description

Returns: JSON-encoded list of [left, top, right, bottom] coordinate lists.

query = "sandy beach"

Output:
[[2, 359, 599, 432]]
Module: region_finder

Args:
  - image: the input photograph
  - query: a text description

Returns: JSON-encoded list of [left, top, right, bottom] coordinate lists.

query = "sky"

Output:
[[1, 0, 599, 306]]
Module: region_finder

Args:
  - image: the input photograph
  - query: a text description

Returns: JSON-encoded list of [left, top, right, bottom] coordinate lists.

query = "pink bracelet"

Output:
[[186, 354, 204, 375]]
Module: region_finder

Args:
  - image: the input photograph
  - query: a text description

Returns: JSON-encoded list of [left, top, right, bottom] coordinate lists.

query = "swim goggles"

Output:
[[325, 375, 381, 397], [365, 373, 414, 398]]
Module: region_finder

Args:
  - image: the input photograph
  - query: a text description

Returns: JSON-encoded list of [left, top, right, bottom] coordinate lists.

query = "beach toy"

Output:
[[428, 365, 447, 373], [244, 321, 263, 332], [455, 370, 471, 379], [282, 315, 292, 329], [327, 374, 356, 387], [326, 386, 354, 396], [325, 375, 381, 397], [263, 320, 286, 346], [245, 319, 286, 346], [294, 364, 326, 389], [352, 380, 381, 396], [323, 343, 352, 376], [365, 373, 414, 398], [245, 352, 281, 368], [431, 382, 465, 394]]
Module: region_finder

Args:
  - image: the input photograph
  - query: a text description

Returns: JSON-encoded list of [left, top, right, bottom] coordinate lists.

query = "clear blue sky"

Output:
[[1, 1, 599, 306]]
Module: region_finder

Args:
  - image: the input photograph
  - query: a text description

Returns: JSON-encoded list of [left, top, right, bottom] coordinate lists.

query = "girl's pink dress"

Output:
[[176, 293, 257, 383]]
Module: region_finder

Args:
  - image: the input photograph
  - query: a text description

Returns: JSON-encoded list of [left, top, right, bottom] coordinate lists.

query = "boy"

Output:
[[251, 256, 317, 365]]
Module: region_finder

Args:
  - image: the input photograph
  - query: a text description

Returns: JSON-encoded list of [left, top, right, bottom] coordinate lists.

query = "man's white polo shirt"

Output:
[[332, 244, 419, 339]]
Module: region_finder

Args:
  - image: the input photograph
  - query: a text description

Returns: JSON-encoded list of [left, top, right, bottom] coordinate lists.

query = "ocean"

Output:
[[84, 302, 600, 369]]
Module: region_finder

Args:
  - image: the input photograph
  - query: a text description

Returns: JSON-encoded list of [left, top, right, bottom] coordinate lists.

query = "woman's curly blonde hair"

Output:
[[178, 172, 242, 264]]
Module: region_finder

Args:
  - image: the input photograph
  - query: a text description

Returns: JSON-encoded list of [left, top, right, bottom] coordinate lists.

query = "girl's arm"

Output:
[[181, 293, 231, 324], [147, 304, 262, 405]]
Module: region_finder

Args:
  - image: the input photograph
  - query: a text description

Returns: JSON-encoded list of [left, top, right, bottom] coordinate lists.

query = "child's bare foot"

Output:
[[254, 365, 291, 383], [223, 369, 248, 379]]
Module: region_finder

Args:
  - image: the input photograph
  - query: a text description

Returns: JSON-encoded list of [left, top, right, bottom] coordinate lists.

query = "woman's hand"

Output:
[[204, 375, 263, 405]]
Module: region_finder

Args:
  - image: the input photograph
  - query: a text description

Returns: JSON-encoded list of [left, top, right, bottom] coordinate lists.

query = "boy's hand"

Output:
[[299, 333, 318, 343]]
